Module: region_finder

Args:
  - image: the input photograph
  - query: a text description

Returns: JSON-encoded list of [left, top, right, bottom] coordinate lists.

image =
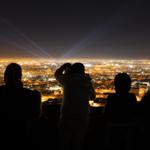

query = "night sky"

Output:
[[0, 0, 150, 59]]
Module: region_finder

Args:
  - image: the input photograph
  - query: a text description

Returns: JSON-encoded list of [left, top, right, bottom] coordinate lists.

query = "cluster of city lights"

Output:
[[0, 58, 150, 106]]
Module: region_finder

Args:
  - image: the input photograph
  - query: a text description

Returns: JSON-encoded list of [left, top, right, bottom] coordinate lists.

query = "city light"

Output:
[[0, 58, 149, 106]]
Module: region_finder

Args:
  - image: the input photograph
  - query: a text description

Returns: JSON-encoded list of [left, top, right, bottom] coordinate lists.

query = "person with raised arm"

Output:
[[55, 62, 95, 150]]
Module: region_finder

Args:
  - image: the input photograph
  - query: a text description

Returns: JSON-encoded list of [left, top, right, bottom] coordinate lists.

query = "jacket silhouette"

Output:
[[55, 62, 95, 150], [104, 73, 137, 150], [104, 73, 137, 123], [0, 63, 41, 149]]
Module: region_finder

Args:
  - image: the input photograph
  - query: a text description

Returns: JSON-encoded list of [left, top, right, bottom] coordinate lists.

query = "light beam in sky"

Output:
[[0, 16, 54, 59], [61, 1, 140, 59], [0, 35, 45, 59]]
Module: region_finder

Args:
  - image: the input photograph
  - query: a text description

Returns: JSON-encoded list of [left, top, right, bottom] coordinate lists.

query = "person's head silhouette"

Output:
[[4, 63, 23, 88], [114, 73, 131, 93], [70, 63, 85, 74]]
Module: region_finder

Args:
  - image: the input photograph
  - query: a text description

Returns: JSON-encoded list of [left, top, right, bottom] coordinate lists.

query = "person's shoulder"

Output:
[[129, 92, 135, 95], [144, 91, 150, 97], [32, 90, 41, 97], [128, 93, 136, 99], [107, 93, 116, 99], [22, 88, 41, 96], [108, 93, 116, 97], [142, 91, 150, 101]]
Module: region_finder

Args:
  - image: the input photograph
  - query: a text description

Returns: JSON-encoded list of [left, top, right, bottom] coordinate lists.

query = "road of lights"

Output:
[[0, 58, 150, 106]]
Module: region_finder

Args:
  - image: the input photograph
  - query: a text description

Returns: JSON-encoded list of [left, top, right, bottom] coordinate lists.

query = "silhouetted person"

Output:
[[104, 73, 137, 150], [55, 62, 95, 150], [0, 63, 41, 149]]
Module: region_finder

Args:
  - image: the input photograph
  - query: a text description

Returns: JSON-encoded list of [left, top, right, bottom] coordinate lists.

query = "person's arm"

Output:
[[55, 63, 71, 85], [89, 83, 96, 100], [140, 92, 149, 107], [86, 74, 95, 100], [140, 92, 149, 115]]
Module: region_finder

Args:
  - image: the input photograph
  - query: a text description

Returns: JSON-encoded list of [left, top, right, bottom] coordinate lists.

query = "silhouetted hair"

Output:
[[70, 63, 85, 74], [114, 73, 131, 93], [4, 63, 22, 88]]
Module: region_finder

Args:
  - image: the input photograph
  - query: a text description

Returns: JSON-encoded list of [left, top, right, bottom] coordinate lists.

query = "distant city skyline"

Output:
[[0, 1, 150, 59], [0, 58, 149, 102]]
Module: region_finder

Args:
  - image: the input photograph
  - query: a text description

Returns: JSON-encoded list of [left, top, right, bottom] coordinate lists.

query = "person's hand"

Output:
[[62, 63, 71, 68]]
